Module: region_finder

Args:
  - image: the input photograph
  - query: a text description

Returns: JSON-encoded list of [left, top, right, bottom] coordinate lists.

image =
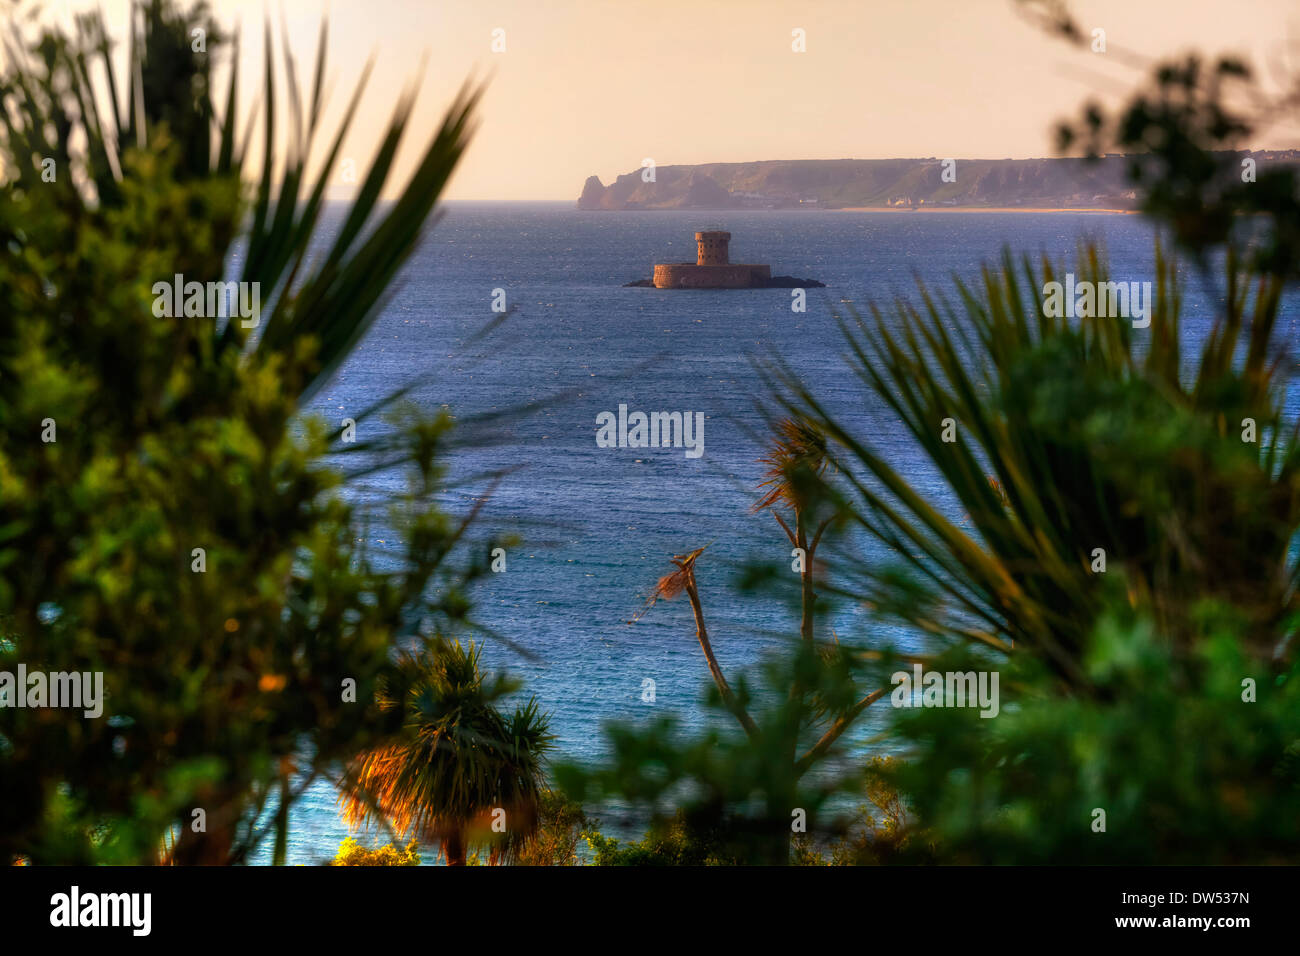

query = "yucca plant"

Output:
[[0, 0, 497, 864], [779, 242, 1296, 689], [1, 0, 479, 406], [339, 640, 554, 866], [759, 241, 1300, 863]]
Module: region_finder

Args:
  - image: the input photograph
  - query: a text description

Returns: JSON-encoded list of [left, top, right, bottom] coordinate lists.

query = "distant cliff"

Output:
[[577, 153, 1299, 211]]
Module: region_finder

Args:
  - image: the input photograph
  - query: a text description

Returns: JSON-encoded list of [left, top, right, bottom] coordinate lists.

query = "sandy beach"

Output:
[[836, 206, 1138, 214]]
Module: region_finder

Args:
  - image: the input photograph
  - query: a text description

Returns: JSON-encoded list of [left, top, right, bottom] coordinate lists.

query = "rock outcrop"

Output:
[[578, 175, 607, 210]]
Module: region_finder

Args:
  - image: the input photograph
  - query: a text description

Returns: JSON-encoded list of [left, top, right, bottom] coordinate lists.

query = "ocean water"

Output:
[[265, 203, 1298, 863]]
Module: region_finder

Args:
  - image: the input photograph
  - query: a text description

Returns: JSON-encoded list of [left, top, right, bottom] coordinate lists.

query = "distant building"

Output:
[[652, 231, 772, 289]]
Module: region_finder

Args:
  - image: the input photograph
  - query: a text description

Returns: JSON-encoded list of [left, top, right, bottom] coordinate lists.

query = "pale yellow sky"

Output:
[[54, 0, 1300, 199]]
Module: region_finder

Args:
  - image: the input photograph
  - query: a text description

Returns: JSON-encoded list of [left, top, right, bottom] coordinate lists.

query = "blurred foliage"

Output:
[[513, 789, 588, 866], [880, 602, 1300, 864], [557, 639, 892, 866], [786, 243, 1295, 684], [1023, 0, 1300, 277], [792, 758, 932, 865], [0, 0, 501, 864], [339, 639, 553, 866], [582, 755, 924, 866], [776, 238, 1300, 862], [585, 811, 745, 866], [329, 837, 421, 867]]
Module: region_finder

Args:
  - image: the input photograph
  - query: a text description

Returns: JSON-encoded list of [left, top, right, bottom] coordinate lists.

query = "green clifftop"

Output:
[[576, 153, 1298, 210]]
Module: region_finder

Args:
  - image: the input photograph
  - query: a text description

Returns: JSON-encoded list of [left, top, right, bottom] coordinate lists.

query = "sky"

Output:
[[51, 0, 1300, 199]]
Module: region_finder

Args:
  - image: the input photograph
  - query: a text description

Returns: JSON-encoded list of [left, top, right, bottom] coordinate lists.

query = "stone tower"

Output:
[[695, 231, 731, 266], [652, 229, 770, 288]]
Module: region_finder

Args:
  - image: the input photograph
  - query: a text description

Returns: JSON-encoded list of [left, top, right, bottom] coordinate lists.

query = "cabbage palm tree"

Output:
[[642, 417, 881, 770], [340, 640, 554, 866], [630, 417, 886, 863], [0, 0, 488, 864]]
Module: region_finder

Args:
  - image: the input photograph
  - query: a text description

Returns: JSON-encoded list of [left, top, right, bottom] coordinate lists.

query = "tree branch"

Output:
[[810, 514, 834, 556], [684, 579, 759, 740], [772, 510, 797, 548], [794, 687, 887, 775]]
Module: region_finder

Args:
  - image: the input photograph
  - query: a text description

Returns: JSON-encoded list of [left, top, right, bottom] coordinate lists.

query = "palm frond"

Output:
[[783, 242, 1296, 682]]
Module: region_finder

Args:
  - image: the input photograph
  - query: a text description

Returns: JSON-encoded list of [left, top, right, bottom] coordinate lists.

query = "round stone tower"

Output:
[[651, 229, 770, 288], [695, 230, 731, 266]]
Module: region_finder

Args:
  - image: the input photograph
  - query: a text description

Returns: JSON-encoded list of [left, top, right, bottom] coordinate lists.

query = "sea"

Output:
[[258, 203, 1300, 863]]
